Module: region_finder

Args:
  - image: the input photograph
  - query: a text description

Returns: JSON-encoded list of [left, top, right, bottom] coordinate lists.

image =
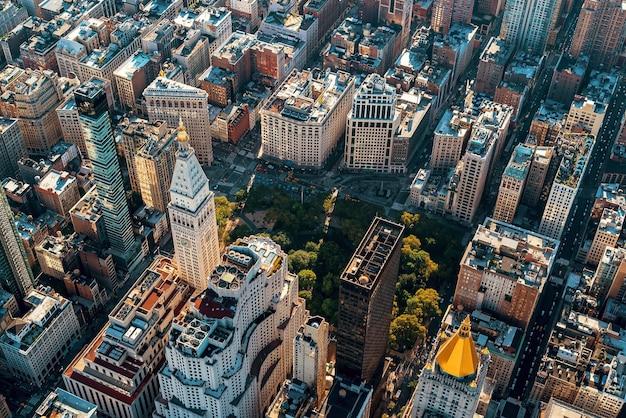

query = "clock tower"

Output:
[[168, 120, 220, 289]]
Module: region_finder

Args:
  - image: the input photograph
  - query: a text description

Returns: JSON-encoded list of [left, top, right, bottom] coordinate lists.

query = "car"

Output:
[[213, 184, 219, 190]]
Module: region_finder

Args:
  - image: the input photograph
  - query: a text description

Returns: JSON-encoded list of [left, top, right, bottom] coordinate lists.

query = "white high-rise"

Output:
[[500, 0, 560, 55], [294, 315, 328, 406], [168, 121, 220, 290], [154, 236, 306, 418], [344, 74, 401, 173], [539, 133, 595, 240]]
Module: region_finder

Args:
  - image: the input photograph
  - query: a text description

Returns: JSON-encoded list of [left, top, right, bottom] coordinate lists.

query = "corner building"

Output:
[[154, 236, 306, 418], [411, 316, 491, 418], [260, 69, 355, 169], [336, 217, 404, 382]]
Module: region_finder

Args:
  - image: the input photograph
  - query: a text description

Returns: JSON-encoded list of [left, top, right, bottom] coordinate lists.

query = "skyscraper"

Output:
[[76, 82, 135, 256], [144, 77, 213, 165], [294, 315, 329, 406], [0, 118, 27, 180], [0, 192, 34, 300], [344, 74, 401, 173], [500, 0, 560, 55], [410, 316, 491, 418], [336, 217, 404, 382], [539, 133, 595, 240], [569, 0, 626, 70], [168, 120, 220, 290], [492, 144, 533, 224], [154, 236, 306, 418], [431, 0, 475, 35]]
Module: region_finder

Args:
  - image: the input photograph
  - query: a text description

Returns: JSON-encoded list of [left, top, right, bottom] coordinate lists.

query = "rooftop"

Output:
[[463, 218, 560, 288], [263, 69, 355, 124], [37, 169, 75, 194], [503, 144, 533, 180], [435, 109, 473, 137], [554, 133, 595, 189], [340, 217, 404, 289], [113, 50, 152, 80], [35, 388, 97, 417], [212, 30, 256, 64], [480, 37, 515, 66]]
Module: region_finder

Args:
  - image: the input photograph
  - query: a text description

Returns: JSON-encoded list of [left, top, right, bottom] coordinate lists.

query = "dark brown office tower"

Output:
[[569, 0, 626, 70], [336, 217, 404, 382], [357, 0, 379, 25]]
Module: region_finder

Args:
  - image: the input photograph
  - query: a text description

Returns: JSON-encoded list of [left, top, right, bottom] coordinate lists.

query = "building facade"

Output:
[[144, 77, 213, 165], [492, 144, 533, 223], [63, 257, 191, 418], [453, 218, 559, 330], [168, 121, 220, 290], [539, 133, 595, 240], [154, 236, 306, 418], [344, 74, 401, 172], [0, 286, 81, 386], [336, 217, 404, 382], [294, 315, 329, 406], [261, 69, 355, 169], [411, 315, 491, 418], [76, 82, 135, 257], [500, 0, 559, 55]]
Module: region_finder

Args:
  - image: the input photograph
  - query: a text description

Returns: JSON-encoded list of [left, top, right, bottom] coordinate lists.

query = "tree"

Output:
[[323, 194, 335, 214], [400, 212, 420, 229], [214, 195, 233, 227], [406, 288, 441, 319], [289, 250, 311, 272], [235, 189, 248, 202], [389, 314, 425, 351], [402, 235, 422, 253], [297, 269, 317, 291], [321, 273, 338, 296], [321, 298, 338, 324], [230, 224, 251, 240], [271, 231, 293, 250], [299, 289, 313, 303]]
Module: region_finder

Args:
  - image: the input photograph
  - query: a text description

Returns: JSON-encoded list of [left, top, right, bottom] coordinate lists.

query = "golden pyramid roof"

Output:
[[435, 315, 479, 378]]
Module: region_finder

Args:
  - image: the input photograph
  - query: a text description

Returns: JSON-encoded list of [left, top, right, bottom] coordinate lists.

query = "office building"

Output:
[[585, 208, 624, 266], [410, 315, 491, 418], [336, 217, 404, 382], [261, 69, 355, 169], [547, 54, 587, 106], [430, 110, 473, 174], [35, 235, 77, 280], [120, 119, 175, 211], [1, 69, 65, 155], [318, 376, 372, 417], [0, 286, 81, 387], [154, 236, 306, 418], [431, 0, 475, 35], [454, 218, 560, 330], [168, 121, 220, 290], [76, 82, 136, 258], [35, 388, 98, 418], [530, 101, 568, 146], [569, 0, 626, 71], [521, 146, 554, 207], [0, 118, 27, 180], [134, 125, 176, 214], [452, 103, 511, 224], [379, 0, 413, 49], [294, 315, 329, 406], [34, 170, 80, 218], [475, 37, 515, 95], [144, 77, 213, 165], [530, 311, 626, 417], [493, 144, 533, 223], [539, 133, 595, 240], [344, 74, 401, 172], [0, 193, 35, 300], [113, 51, 157, 112], [564, 95, 606, 137], [592, 246, 626, 305], [500, 0, 560, 55], [64, 257, 191, 418]]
